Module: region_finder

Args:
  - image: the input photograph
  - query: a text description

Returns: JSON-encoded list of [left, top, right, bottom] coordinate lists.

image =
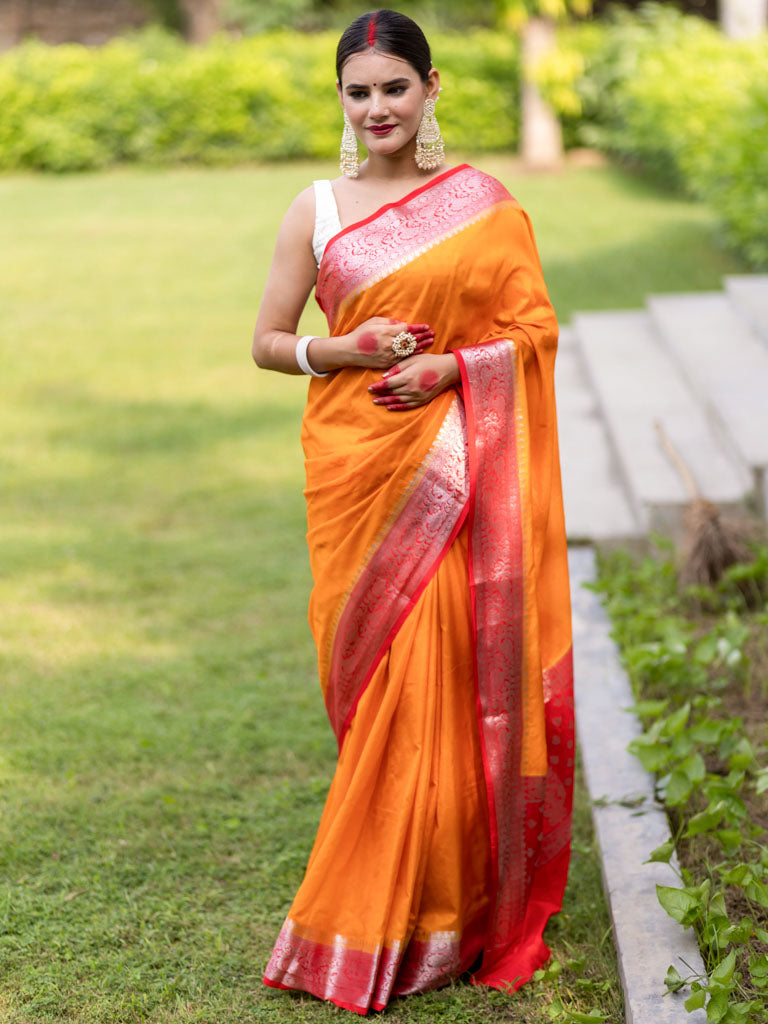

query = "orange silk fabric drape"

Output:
[[263, 165, 573, 1014]]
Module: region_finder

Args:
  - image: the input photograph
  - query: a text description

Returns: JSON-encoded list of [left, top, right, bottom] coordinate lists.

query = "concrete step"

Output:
[[573, 310, 752, 535], [725, 274, 768, 345], [556, 327, 641, 543], [648, 292, 768, 514]]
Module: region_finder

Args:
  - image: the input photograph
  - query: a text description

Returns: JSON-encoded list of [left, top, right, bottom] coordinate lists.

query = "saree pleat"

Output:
[[265, 526, 492, 1013], [263, 164, 573, 1013]]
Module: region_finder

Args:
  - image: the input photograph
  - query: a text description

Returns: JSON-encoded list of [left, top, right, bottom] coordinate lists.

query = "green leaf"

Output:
[[692, 877, 711, 898], [722, 918, 753, 944], [706, 990, 728, 1023], [728, 737, 756, 771], [646, 839, 674, 864], [656, 885, 701, 926], [664, 769, 694, 806], [564, 955, 586, 975], [685, 801, 726, 837], [710, 948, 736, 987], [679, 752, 706, 783], [538, 958, 562, 982], [626, 699, 669, 717], [662, 701, 691, 737], [685, 987, 706, 1011], [746, 879, 768, 908], [721, 1002, 754, 1024], [693, 634, 718, 664], [671, 733, 693, 759], [689, 720, 728, 745], [705, 893, 729, 941], [713, 829, 744, 855], [564, 1011, 608, 1023], [664, 964, 686, 993], [748, 953, 768, 980], [719, 863, 754, 886], [630, 742, 673, 773], [755, 768, 768, 795]]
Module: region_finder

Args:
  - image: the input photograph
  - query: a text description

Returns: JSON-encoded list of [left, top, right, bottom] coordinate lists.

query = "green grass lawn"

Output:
[[0, 157, 745, 1024]]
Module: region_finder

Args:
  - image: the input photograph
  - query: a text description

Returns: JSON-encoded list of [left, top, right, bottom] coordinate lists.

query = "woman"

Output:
[[252, 9, 573, 1015]]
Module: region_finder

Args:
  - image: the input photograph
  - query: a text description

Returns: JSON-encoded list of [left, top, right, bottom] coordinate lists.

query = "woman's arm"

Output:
[[252, 188, 433, 375], [251, 188, 325, 375]]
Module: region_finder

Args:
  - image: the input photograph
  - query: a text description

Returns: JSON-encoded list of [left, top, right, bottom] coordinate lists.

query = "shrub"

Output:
[[539, 5, 768, 268], [0, 29, 519, 173]]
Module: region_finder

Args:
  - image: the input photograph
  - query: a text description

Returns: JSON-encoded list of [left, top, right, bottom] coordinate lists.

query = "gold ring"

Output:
[[392, 331, 417, 358]]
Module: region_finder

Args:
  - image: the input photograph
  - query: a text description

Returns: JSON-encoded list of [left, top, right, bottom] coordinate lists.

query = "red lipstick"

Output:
[[368, 124, 396, 136]]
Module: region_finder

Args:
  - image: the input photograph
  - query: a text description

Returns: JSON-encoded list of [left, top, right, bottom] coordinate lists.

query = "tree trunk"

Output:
[[719, 0, 768, 37], [0, 0, 24, 51], [521, 17, 563, 170], [180, 0, 222, 43]]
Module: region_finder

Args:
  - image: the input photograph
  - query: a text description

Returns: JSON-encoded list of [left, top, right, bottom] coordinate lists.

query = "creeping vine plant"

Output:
[[594, 543, 768, 1023]]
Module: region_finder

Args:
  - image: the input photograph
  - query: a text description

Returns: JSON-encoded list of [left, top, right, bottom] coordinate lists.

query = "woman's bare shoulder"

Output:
[[276, 184, 316, 248]]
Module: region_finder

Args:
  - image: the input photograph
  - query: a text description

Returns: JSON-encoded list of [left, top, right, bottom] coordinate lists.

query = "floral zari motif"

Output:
[[456, 341, 572, 987], [325, 396, 470, 744], [316, 164, 513, 325]]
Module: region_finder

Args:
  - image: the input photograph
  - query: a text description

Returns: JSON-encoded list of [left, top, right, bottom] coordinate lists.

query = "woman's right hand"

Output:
[[345, 317, 434, 369]]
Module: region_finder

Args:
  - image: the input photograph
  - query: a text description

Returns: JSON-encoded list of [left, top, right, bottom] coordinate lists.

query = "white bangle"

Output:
[[295, 335, 329, 377]]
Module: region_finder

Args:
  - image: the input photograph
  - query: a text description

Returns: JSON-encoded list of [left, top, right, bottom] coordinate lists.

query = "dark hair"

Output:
[[335, 9, 432, 84]]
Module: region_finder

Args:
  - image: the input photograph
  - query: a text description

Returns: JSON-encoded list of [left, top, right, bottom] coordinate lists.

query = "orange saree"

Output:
[[263, 164, 573, 1014]]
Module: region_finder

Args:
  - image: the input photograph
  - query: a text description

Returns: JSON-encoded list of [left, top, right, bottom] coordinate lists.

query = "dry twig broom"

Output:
[[654, 420, 757, 589]]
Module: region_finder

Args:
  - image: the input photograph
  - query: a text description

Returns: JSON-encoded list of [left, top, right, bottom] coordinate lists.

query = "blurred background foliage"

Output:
[[0, 2, 765, 267], [141, 0, 718, 35], [538, 4, 768, 267], [0, 28, 520, 169]]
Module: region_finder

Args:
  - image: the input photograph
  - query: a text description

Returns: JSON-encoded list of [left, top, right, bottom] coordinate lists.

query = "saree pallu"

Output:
[[263, 164, 574, 1014]]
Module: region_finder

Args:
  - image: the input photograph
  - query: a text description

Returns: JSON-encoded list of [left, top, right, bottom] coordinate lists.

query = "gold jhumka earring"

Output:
[[339, 110, 359, 178], [415, 97, 444, 171]]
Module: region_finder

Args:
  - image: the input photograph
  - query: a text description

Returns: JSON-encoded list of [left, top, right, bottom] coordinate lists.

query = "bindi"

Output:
[[419, 370, 440, 392], [357, 331, 378, 354]]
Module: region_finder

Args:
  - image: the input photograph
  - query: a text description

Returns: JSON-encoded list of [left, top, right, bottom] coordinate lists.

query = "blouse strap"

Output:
[[313, 179, 340, 224], [312, 180, 342, 267]]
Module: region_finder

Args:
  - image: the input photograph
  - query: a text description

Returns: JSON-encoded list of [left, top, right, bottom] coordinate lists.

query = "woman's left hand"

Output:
[[368, 353, 460, 411]]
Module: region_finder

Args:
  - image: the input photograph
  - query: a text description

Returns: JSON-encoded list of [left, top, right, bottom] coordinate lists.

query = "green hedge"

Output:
[[540, 6, 768, 268], [0, 28, 519, 172]]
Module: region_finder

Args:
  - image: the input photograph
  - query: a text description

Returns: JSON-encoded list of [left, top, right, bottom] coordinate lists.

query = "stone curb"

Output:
[[568, 546, 707, 1024]]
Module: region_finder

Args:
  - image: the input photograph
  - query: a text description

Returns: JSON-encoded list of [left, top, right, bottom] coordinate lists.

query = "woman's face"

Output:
[[337, 50, 439, 159]]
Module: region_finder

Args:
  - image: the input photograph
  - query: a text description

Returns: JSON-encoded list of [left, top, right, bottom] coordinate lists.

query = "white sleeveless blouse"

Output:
[[312, 179, 342, 268]]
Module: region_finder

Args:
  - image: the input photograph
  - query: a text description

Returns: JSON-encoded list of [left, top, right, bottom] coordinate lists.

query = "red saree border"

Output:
[[322, 163, 469, 263], [325, 397, 470, 747], [264, 910, 487, 1016], [537, 647, 575, 872], [455, 341, 571, 990], [475, 646, 574, 990], [316, 166, 514, 325], [455, 340, 526, 965]]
